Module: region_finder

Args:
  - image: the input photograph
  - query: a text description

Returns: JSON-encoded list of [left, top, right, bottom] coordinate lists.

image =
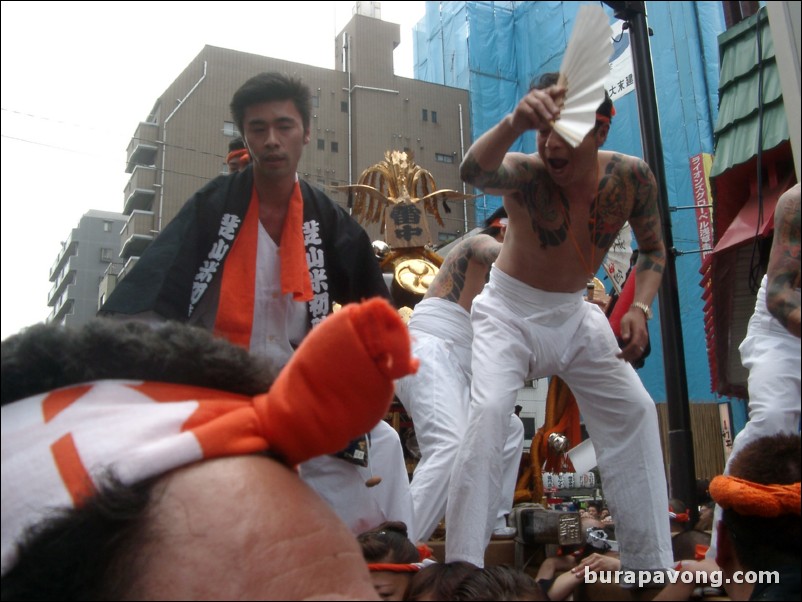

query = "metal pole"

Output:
[[604, 1, 698, 521]]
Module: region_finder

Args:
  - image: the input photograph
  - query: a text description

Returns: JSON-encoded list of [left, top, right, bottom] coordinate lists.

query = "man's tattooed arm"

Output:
[[766, 184, 801, 337], [426, 235, 501, 303], [460, 152, 535, 194], [627, 157, 666, 279]]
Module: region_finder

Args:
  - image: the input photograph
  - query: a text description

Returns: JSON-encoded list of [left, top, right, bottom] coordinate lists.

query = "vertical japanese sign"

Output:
[[719, 402, 733, 464], [689, 153, 714, 260], [605, 20, 636, 101]]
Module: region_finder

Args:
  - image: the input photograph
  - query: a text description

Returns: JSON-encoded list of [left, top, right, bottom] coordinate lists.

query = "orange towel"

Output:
[[214, 186, 259, 348], [280, 180, 314, 301], [710, 475, 801, 517]]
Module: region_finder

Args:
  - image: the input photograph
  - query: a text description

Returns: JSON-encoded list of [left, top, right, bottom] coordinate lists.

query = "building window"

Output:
[[435, 153, 455, 164], [341, 101, 348, 113], [317, 138, 325, 150], [103, 220, 113, 232], [311, 95, 320, 108], [223, 121, 239, 137], [100, 248, 114, 262], [422, 109, 428, 122], [331, 141, 339, 153], [431, 111, 438, 124]]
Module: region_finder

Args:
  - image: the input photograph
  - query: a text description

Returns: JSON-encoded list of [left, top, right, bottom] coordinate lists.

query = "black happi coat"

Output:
[[100, 167, 389, 322]]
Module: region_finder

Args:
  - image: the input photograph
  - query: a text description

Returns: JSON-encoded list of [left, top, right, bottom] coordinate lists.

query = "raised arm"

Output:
[[460, 84, 565, 195], [617, 158, 666, 361], [766, 183, 801, 337]]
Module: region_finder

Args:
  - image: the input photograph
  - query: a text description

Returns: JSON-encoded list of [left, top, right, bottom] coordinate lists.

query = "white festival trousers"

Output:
[[300, 419, 416, 540], [446, 266, 673, 570], [395, 298, 524, 541]]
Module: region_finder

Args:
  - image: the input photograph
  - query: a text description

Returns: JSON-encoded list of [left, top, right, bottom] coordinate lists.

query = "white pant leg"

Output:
[[300, 421, 414, 538], [395, 333, 470, 542], [496, 414, 525, 530], [445, 285, 533, 566], [734, 295, 801, 457], [708, 283, 801, 559], [561, 304, 674, 571], [361, 420, 416, 540]]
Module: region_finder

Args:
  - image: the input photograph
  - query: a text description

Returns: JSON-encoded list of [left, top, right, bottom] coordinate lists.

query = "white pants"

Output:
[[708, 276, 801, 558], [395, 298, 524, 541], [446, 267, 673, 570], [299, 419, 415, 540]]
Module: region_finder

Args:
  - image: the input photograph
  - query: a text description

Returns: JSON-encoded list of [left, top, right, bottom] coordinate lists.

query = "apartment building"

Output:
[[47, 210, 126, 327]]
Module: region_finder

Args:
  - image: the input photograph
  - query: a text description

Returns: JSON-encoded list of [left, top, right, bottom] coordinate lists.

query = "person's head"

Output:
[[585, 502, 600, 519], [452, 564, 546, 601], [405, 561, 477, 601], [358, 521, 421, 600], [230, 72, 311, 181], [712, 433, 801, 575], [2, 301, 416, 601], [671, 528, 711, 562], [530, 72, 613, 186], [226, 136, 250, 173], [669, 498, 691, 534]]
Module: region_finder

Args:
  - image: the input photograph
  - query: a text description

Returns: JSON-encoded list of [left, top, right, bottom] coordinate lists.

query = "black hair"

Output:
[[357, 521, 419, 564], [230, 72, 311, 136], [452, 564, 546, 601], [1, 319, 277, 407], [1, 475, 155, 601], [405, 561, 477, 601], [228, 136, 246, 152]]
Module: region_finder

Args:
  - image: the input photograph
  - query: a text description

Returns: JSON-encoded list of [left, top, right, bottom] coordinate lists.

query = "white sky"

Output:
[[0, 1, 426, 340]]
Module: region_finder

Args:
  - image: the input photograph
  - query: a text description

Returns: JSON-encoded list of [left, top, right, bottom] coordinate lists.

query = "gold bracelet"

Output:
[[631, 301, 653, 320]]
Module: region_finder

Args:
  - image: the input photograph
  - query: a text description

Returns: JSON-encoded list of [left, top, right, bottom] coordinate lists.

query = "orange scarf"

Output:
[[280, 180, 314, 302], [214, 182, 313, 349], [214, 187, 259, 348]]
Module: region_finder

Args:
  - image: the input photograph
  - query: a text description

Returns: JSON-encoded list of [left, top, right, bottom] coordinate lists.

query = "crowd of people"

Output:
[[1, 65, 799, 601]]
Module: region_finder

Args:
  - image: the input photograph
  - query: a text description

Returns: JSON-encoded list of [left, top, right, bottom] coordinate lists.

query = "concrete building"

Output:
[[107, 10, 474, 294], [47, 210, 126, 328]]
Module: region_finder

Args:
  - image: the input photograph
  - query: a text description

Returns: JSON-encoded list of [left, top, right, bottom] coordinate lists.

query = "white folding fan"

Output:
[[553, 5, 614, 147]]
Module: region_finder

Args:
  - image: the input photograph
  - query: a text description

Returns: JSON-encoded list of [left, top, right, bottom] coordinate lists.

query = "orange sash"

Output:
[[280, 180, 314, 302], [214, 182, 314, 349], [214, 187, 259, 348]]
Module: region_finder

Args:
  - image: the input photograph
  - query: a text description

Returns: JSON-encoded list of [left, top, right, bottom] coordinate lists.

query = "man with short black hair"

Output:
[[100, 71, 414, 539]]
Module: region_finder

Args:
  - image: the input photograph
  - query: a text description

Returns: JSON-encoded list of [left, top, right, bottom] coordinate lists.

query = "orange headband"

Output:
[[669, 506, 690, 523], [367, 544, 433, 572], [226, 148, 250, 164], [710, 475, 801, 518], [596, 104, 616, 124]]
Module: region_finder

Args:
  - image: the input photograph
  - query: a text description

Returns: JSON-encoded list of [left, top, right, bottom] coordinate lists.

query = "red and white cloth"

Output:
[[1, 297, 417, 576]]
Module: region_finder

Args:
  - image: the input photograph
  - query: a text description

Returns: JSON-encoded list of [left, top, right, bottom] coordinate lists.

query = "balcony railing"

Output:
[[126, 122, 159, 173]]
